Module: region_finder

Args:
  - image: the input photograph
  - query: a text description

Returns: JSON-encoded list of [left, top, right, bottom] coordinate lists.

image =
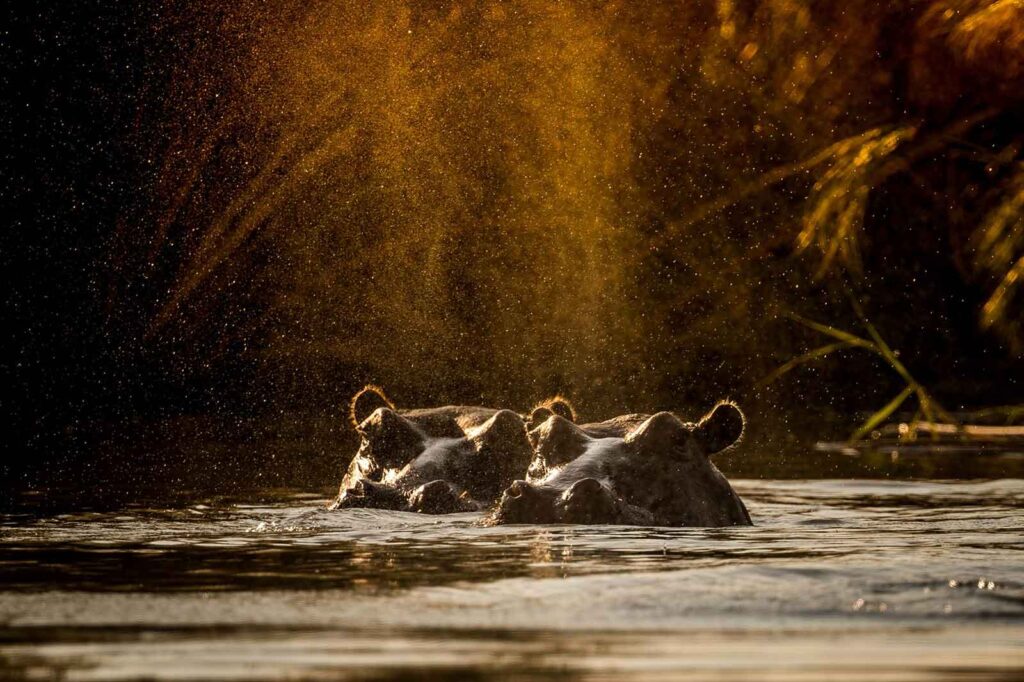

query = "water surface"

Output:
[[2, 480, 1022, 680]]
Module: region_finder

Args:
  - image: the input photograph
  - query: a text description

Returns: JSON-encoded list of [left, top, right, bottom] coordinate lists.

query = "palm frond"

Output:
[[795, 126, 916, 276], [973, 165, 1024, 347]]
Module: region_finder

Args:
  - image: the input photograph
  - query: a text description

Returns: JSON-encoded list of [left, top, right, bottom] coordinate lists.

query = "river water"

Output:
[[1, 479, 1022, 680]]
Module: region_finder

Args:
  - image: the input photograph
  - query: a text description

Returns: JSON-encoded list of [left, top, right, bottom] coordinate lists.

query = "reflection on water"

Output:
[[1, 480, 1022, 680]]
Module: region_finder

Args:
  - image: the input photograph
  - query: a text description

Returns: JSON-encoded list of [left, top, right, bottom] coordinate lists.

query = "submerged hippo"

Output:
[[331, 387, 570, 513], [491, 401, 751, 527]]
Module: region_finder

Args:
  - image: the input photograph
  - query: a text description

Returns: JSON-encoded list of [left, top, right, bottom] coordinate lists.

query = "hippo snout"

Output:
[[409, 480, 475, 514], [493, 480, 557, 524], [336, 479, 408, 511], [557, 478, 619, 524]]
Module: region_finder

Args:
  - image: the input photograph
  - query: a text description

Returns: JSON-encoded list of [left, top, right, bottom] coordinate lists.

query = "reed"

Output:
[[759, 296, 959, 442]]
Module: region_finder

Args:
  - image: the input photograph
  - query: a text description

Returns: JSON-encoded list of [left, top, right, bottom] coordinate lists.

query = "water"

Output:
[[2, 480, 1022, 680]]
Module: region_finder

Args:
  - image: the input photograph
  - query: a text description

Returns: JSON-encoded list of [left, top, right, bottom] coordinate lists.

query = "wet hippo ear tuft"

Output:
[[694, 400, 745, 455], [349, 385, 395, 429], [547, 396, 576, 422], [531, 396, 576, 424]]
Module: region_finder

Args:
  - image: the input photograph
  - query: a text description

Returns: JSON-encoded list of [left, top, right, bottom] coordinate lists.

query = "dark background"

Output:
[[4, 1, 1022, 505]]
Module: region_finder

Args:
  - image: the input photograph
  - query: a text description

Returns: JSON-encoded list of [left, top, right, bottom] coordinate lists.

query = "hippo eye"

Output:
[[625, 411, 687, 452], [470, 409, 525, 448], [532, 415, 587, 467], [358, 408, 424, 468]]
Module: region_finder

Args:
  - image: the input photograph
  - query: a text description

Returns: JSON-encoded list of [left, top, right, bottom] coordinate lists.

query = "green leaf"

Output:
[[756, 342, 855, 389], [786, 312, 876, 350], [849, 384, 915, 442]]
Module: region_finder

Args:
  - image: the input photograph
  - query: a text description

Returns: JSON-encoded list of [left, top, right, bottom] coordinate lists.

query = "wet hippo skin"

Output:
[[331, 386, 542, 513]]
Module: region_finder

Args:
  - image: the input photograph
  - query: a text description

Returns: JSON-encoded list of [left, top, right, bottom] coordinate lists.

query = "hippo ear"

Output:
[[626, 412, 687, 450], [546, 397, 576, 422], [349, 385, 395, 429], [528, 396, 576, 429], [527, 407, 552, 431], [693, 401, 745, 455]]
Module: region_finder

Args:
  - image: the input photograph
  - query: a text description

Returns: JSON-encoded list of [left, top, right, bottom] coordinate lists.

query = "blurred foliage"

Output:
[[22, 1, 1023, 441], [791, 0, 1024, 353]]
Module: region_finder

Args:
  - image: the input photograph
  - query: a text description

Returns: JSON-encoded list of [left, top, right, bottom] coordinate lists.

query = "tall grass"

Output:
[[759, 296, 958, 442]]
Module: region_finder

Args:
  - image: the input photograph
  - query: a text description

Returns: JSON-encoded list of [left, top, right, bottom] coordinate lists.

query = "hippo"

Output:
[[331, 387, 570, 513], [491, 401, 751, 527]]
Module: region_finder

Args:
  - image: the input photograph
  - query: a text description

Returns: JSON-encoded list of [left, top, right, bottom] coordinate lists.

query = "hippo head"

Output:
[[491, 402, 751, 527], [332, 387, 534, 513]]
